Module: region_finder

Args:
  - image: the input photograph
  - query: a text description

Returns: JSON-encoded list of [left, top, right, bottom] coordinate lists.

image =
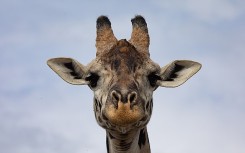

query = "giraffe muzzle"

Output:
[[104, 90, 144, 126]]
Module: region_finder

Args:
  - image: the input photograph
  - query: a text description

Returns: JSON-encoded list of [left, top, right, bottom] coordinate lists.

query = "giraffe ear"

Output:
[[157, 60, 201, 87], [47, 58, 88, 85]]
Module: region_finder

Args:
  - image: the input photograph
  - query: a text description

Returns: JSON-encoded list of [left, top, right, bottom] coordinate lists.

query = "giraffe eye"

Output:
[[148, 73, 161, 87], [85, 73, 100, 88]]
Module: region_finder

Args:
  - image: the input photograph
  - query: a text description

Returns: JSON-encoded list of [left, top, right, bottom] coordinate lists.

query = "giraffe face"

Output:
[[47, 15, 201, 134], [87, 39, 160, 132]]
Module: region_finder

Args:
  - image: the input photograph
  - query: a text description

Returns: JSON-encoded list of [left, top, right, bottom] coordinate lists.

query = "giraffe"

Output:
[[47, 15, 201, 153]]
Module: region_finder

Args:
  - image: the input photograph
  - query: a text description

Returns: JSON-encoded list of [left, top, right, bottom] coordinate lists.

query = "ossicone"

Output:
[[96, 15, 117, 56], [129, 15, 150, 55]]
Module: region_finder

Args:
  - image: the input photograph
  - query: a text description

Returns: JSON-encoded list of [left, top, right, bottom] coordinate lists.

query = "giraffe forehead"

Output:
[[100, 39, 148, 72]]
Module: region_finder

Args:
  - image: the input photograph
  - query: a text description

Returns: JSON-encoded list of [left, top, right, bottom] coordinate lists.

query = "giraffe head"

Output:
[[47, 15, 201, 133]]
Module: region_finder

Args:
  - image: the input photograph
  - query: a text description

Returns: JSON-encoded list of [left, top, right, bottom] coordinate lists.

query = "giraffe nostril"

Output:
[[128, 92, 137, 103], [111, 90, 137, 104], [111, 90, 121, 102]]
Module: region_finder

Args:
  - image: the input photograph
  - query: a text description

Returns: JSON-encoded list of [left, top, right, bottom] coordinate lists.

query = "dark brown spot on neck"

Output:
[[138, 128, 146, 149]]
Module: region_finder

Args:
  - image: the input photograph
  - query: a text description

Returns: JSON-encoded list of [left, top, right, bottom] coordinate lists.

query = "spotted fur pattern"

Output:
[[83, 15, 159, 153], [90, 39, 157, 130]]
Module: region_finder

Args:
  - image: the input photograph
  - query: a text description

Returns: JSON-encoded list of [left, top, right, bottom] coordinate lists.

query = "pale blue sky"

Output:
[[1, 0, 245, 153]]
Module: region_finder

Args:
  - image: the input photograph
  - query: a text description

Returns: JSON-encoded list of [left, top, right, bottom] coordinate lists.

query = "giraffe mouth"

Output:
[[104, 101, 143, 127]]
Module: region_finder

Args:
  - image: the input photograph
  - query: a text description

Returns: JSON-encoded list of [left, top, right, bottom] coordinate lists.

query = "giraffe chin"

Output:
[[104, 101, 143, 127]]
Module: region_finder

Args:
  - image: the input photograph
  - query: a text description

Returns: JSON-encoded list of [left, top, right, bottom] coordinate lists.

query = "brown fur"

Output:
[[99, 39, 147, 74], [105, 101, 142, 126], [96, 16, 117, 56], [129, 15, 150, 55]]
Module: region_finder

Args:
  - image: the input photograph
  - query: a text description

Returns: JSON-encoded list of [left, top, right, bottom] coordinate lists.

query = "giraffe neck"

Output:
[[106, 127, 151, 153]]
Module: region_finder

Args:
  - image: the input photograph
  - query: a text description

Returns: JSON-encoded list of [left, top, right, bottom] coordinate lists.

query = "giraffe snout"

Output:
[[103, 90, 143, 127]]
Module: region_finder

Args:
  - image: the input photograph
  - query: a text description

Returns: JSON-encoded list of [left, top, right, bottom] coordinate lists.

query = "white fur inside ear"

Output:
[[157, 60, 201, 88], [47, 58, 89, 85]]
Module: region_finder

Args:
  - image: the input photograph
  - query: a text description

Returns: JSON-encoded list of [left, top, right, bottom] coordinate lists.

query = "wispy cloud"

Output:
[[152, 0, 244, 23]]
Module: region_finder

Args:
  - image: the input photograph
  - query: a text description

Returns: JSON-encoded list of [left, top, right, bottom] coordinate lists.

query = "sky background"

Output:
[[0, 0, 245, 153]]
